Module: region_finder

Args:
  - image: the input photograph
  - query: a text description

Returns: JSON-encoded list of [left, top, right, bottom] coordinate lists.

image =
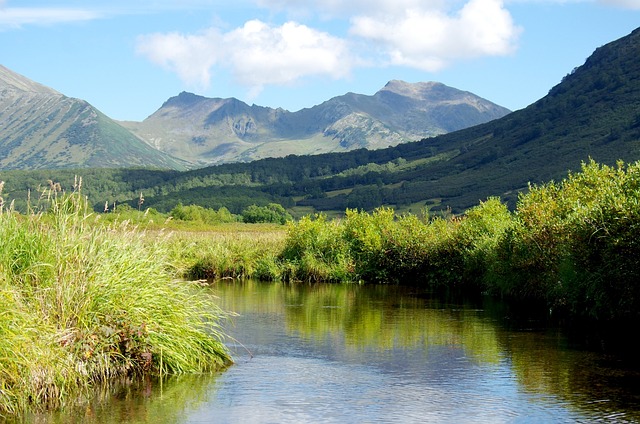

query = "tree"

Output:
[[241, 203, 292, 224]]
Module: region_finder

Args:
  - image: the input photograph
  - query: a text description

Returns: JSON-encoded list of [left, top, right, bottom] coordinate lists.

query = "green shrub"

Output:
[[557, 160, 640, 319], [485, 160, 640, 320], [457, 197, 514, 288], [170, 203, 238, 225], [242, 203, 292, 224], [281, 213, 353, 282]]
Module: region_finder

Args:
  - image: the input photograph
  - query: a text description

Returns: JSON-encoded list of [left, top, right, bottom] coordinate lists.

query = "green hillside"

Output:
[[1, 27, 639, 216], [0, 65, 188, 170]]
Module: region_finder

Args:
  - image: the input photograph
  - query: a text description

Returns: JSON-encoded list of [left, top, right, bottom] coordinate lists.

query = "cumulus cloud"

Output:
[[350, 0, 521, 71], [137, 0, 522, 92], [136, 20, 353, 93], [256, 0, 521, 71], [222, 20, 352, 89], [136, 29, 221, 88]]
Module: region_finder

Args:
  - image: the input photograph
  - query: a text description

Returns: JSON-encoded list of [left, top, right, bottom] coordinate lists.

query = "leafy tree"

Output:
[[170, 203, 237, 224], [241, 203, 292, 224]]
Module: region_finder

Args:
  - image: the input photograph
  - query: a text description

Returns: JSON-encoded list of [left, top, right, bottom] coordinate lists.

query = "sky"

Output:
[[1, 0, 639, 122]]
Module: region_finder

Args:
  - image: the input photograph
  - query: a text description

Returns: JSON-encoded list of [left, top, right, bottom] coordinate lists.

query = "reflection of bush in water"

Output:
[[216, 281, 501, 364]]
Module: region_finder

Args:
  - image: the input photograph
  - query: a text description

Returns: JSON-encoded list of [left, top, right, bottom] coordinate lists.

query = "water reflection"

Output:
[[279, 283, 502, 364], [25, 375, 220, 424], [215, 280, 640, 423], [29, 280, 640, 423]]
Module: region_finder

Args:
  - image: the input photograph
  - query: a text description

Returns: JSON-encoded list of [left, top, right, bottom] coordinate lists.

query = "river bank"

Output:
[[3, 158, 639, 417], [182, 160, 640, 323]]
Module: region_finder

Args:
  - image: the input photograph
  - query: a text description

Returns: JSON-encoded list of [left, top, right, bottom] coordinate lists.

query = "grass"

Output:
[[0, 185, 231, 417], [165, 226, 287, 281]]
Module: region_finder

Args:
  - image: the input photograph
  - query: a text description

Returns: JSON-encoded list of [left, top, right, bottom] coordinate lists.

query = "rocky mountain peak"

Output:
[[379, 80, 446, 100], [161, 91, 209, 108]]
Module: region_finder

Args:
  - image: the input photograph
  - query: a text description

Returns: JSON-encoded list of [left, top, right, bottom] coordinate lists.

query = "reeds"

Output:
[[0, 187, 230, 417]]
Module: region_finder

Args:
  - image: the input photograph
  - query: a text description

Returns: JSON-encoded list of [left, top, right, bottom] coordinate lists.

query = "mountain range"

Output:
[[120, 81, 510, 166], [0, 64, 509, 170], [113, 25, 640, 215], [1, 26, 639, 217]]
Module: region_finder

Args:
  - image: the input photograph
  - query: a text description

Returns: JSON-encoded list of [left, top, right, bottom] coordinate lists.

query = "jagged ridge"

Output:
[[122, 81, 511, 166]]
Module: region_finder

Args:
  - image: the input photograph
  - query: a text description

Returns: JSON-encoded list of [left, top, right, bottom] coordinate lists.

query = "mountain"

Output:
[[3, 27, 638, 217], [122, 81, 510, 166], [0, 65, 187, 170], [297, 26, 640, 213], [106, 26, 640, 215]]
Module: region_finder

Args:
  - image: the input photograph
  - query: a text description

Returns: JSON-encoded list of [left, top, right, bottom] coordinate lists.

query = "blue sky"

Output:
[[1, 0, 639, 121]]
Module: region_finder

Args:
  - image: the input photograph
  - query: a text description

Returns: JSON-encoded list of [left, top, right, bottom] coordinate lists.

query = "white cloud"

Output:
[[0, 7, 100, 28], [0, 2, 244, 30], [222, 20, 352, 90], [597, 0, 640, 9], [136, 20, 354, 93], [350, 0, 521, 71], [256, 0, 452, 17], [256, 0, 521, 71], [138, 0, 521, 93], [136, 29, 221, 88]]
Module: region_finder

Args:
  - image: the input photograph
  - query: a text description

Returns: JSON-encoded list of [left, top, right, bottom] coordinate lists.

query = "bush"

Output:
[[242, 203, 292, 224], [280, 213, 353, 282], [486, 160, 640, 320], [170, 203, 237, 225]]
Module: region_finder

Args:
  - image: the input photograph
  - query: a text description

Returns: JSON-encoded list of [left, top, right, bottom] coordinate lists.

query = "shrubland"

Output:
[[141, 159, 640, 322]]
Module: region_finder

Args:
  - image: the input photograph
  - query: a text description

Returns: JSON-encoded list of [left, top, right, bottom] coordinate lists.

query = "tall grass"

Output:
[[167, 226, 287, 281], [0, 186, 230, 417], [277, 202, 511, 288]]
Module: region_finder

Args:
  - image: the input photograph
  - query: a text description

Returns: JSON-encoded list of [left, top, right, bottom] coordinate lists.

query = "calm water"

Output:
[[34, 280, 640, 423]]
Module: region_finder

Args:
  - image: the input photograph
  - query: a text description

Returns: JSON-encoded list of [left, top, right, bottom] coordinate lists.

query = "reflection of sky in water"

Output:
[[182, 306, 582, 424], [29, 282, 640, 423]]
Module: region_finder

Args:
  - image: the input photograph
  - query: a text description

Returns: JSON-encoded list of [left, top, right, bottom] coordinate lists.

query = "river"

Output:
[[33, 280, 640, 423]]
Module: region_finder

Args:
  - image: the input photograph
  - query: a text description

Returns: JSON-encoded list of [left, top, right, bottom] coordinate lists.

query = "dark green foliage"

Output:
[[481, 160, 640, 320], [242, 203, 292, 224], [170, 203, 237, 225]]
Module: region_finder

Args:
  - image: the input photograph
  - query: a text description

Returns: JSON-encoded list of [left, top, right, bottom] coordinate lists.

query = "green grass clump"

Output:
[[167, 226, 286, 281], [0, 188, 230, 417]]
